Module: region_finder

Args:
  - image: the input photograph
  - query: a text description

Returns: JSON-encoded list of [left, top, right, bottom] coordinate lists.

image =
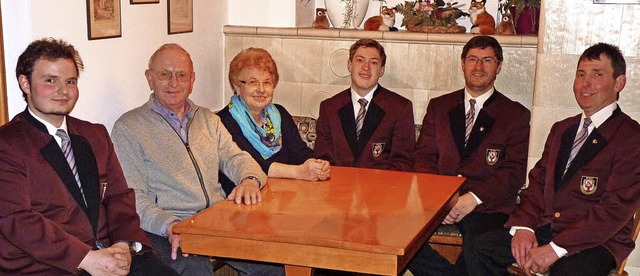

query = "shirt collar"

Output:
[[583, 102, 617, 128], [464, 87, 494, 110], [151, 94, 194, 120], [28, 107, 68, 146], [350, 84, 377, 107]]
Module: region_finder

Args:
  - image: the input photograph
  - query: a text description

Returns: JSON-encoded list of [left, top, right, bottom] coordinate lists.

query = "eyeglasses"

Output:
[[239, 79, 274, 89], [465, 56, 499, 66], [151, 70, 192, 83]]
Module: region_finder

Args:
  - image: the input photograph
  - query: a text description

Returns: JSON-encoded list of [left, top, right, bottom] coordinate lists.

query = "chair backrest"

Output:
[[616, 208, 640, 275]]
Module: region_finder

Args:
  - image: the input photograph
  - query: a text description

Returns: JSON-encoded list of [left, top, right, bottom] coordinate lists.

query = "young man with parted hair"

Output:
[[314, 38, 415, 171]]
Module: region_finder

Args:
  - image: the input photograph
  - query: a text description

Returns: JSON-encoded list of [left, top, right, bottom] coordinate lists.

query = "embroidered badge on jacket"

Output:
[[372, 143, 385, 157], [580, 176, 598, 195], [486, 149, 500, 165]]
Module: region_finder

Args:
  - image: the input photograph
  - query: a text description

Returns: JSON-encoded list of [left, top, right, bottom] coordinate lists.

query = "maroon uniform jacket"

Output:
[[0, 111, 150, 275], [507, 108, 640, 266], [414, 90, 530, 214], [315, 86, 415, 171]]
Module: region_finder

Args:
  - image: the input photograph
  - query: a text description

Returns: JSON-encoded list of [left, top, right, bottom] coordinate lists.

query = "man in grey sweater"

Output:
[[111, 43, 283, 276]]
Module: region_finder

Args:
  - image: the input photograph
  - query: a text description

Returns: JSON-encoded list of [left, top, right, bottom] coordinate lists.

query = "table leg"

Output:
[[284, 265, 313, 276]]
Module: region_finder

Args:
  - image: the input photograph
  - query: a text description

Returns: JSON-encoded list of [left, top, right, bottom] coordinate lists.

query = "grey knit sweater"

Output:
[[111, 96, 266, 236]]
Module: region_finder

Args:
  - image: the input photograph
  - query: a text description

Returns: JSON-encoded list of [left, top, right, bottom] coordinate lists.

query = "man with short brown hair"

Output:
[[470, 42, 640, 275]]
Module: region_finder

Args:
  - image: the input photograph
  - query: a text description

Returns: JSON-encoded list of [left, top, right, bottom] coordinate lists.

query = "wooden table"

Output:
[[173, 166, 464, 275]]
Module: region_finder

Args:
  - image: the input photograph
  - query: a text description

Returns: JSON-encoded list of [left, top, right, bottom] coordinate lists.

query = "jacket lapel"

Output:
[[554, 124, 578, 189], [465, 110, 495, 156], [40, 141, 89, 212], [561, 130, 606, 183], [69, 132, 101, 236], [555, 109, 623, 189], [557, 109, 623, 186], [356, 101, 384, 160], [338, 103, 357, 157], [448, 103, 466, 158]]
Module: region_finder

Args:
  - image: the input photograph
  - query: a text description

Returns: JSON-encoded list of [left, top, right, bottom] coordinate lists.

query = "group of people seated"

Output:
[[0, 34, 638, 276]]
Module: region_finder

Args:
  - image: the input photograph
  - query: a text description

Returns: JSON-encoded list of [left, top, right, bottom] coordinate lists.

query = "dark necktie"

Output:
[[356, 98, 368, 138], [56, 129, 86, 206], [565, 117, 592, 173], [465, 98, 476, 145]]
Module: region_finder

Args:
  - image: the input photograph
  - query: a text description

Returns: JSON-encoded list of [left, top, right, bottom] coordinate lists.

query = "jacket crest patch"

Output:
[[486, 149, 500, 165], [372, 143, 385, 157], [580, 176, 598, 195]]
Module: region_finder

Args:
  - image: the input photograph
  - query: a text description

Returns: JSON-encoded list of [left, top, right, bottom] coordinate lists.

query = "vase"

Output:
[[516, 4, 540, 35], [324, 0, 370, 29]]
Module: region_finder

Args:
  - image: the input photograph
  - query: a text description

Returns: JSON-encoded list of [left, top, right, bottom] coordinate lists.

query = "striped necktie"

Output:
[[565, 117, 592, 173], [56, 129, 86, 206], [465, 98, 476, 145], [356, 98, 368, 138]]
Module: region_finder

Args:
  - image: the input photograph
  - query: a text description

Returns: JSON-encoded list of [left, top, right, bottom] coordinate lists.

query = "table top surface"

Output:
[[174, 166, 464, 256]]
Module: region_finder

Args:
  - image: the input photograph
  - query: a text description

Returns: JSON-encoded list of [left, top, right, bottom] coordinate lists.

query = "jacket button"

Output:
[[554, 212, 560, 218]]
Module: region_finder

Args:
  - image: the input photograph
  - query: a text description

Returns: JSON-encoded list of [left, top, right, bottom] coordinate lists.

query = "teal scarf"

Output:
[[228, 95, 282, 159]]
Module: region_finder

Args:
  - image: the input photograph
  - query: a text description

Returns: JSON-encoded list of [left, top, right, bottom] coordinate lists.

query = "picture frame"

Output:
[[86, 0, 122, 40], [130, 0, 159, 4], [168, 0, 193, 34]]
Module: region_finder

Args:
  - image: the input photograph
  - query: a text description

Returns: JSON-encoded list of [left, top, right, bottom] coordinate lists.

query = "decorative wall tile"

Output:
[[274, 81, 302, 116], [542, 0, 624, 56], [281, 39, 324, 83], [532, 54, 578, 109], [619, 6, 640, 57]]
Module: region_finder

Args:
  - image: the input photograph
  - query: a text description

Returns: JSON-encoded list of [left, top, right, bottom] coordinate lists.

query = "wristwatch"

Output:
[[242, 175, 262, 188], [124, 241, 143, 255]]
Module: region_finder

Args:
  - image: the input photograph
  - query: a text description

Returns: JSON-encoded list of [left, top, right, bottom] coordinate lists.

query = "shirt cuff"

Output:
[[469, 192, 482, 205], [161, 218, 180, 238], [509, 226, 534, 236], [549, 242, 568, 258], [509, 227, 567, 258]]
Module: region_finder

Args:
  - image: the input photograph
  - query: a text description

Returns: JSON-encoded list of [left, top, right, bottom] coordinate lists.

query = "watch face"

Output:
[[132, 241, 143, 253]]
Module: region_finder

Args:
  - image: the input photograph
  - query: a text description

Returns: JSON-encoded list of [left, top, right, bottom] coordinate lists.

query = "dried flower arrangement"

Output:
[[394, 0, 468, 33]]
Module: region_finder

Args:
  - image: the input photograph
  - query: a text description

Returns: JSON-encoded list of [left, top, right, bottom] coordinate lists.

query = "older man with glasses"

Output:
[[111, 43, 284, 275]]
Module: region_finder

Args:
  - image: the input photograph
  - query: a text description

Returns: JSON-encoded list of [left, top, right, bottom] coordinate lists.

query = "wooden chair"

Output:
[[508, 208, 640, 276], [428, 224, 463, 264]]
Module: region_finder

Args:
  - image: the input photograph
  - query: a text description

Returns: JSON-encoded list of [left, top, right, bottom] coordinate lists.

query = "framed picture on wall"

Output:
[[131, 0, 159, 4], [168, 0, 193, 34], [86, 0, 122, 40]]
